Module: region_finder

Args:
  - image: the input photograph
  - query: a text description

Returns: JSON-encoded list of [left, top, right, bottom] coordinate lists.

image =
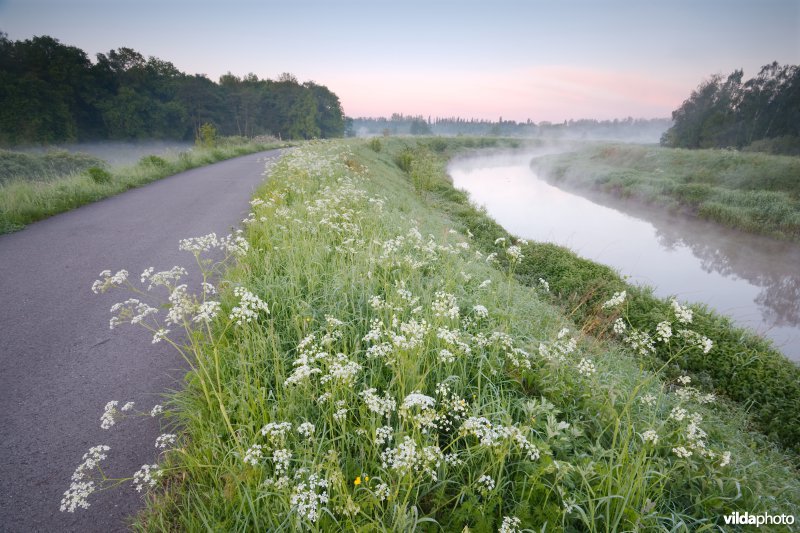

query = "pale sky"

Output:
[[2, 0, 798, 122]]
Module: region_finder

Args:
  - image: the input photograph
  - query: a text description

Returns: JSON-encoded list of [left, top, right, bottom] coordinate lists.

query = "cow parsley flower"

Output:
[[576, 358, 596, 376], [360, 388, 396, 418], [671, 299, 693, 324], [499, 516, 522, 533], [132, 464, 161, 492], [672, 446, 692, 459], [155, 433, 177, 449], [229, 287, 270, 325], [602, 290, 626, 309], [642, 430, 659, 445], [100, 400, 118, 429], [655, 320, 672, 342], [506, 245, 523, 262], [477, 474, 495, 494], [297, 422, 315, 440]]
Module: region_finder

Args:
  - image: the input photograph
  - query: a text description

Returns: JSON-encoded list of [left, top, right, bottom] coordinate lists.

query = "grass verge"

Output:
[[77, 139, 800, 531], [531, 144, 800, 241], [0, 138, 289, 234]]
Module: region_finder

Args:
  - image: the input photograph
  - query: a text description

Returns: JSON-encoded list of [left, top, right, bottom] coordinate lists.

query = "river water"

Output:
[[448, 151, 800, 362]]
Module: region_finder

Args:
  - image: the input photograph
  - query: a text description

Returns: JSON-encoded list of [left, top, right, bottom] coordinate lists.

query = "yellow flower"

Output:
[[364, 475, 369, 482], [354, 476, 361, 486]]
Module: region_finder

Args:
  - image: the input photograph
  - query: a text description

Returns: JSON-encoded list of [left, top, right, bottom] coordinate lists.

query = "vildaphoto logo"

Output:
[[723, 512, 795, 527]]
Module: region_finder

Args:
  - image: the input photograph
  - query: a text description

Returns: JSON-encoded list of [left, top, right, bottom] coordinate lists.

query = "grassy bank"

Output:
[[80, 139, 800, 531], [0, 137, 289, 234], [531, 144, 800, 240], [390, 138, 800, 455]]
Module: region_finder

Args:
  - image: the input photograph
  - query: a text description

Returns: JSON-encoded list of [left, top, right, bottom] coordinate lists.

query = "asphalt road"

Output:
[[0, 149, 284, 532]]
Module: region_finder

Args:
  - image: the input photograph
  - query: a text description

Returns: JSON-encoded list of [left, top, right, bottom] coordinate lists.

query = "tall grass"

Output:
[[67, 140, 799, 531], [0, 137, 288, 234], [532, 144, 800, 240]]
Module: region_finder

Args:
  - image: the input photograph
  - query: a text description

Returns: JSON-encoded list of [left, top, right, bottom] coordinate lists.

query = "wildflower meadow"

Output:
[[66, 140, 799, 531]]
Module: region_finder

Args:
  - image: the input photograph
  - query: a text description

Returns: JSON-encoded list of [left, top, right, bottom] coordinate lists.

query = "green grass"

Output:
[[75, 139, 800, 531], [390, 138, 800, 455], [0, 137, 290, 234], [531, 144, 800, 240], [0, 149, 106, 184]]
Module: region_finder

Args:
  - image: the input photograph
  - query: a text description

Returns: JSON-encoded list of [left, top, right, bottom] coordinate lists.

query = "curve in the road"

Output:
[[0, 148, 284, 532]]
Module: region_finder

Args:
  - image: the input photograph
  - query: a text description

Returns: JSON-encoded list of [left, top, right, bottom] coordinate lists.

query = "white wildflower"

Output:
[[477, 474, 495, 494], [290, 473, 328, 523], [375, 425, 393, 447], [261, 422, 293, 444], [671, 299, 693, 324], [472, 304, 489, 318], [432, 291, 459, 320], [229, 287, 269, 325], [719, 451, 731, 467], [576, 358, 596, 376], [601, 290, 626, 309], [375, 482, 390, 501], [91, 269, 128, 294], [298, 422, 315, 440], [151, 328, 170, 343], [612, 317, 627, 335], [642, 430, 659, 445], [655, 321, 672, 343], [360, 388, 396, 418], [193, 301, 221, 323], [150, 404, 163, 417], [100, 401, 118, 429], [506, 245, 523, 262], [672, 446, 692, 459], [155, 433, 176, 449], [132, 464, 161, 492], [499, 516, 522, 533], [60, 481, 96, 513], [438, 348, 455, 363], [669, 407, 687, 422], [639, 393, 656, 406], [243, 444, 263, 466]]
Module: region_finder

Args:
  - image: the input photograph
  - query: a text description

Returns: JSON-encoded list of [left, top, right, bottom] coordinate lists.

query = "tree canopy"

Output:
[[661, 62, 800, 153], [0, 33, 345, 145]]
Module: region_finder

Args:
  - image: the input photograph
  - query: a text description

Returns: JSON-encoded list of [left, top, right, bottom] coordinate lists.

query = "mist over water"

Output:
[[448, 150, 800, 361], [19, 140, 194, 167]]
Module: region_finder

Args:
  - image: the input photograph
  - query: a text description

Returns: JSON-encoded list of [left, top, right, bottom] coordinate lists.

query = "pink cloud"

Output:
[[326, 65, 688, 121]]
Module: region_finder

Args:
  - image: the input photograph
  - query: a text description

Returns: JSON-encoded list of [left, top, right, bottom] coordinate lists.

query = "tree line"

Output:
[[661, 62, 800, 153], [350, 114, 670, 143], [0, 33, 345, 145]]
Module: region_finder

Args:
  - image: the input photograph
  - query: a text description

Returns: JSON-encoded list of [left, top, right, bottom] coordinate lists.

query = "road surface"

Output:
[[0, 149, 284, 532]]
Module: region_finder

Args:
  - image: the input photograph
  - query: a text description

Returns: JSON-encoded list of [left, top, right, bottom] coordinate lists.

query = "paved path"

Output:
[[0, 149, 284, 532]]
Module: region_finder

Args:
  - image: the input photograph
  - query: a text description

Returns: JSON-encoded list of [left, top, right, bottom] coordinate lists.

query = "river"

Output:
[[448, 150, 800, 362]]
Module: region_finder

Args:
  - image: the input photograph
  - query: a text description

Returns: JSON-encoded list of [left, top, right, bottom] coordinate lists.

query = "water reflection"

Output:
[[448, 152, 800, 361]]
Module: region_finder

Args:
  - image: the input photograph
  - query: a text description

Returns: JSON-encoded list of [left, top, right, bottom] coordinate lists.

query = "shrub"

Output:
[[368, 138, 382, 152], [87, 166, 112, 184], [196, 123, 217, 148]]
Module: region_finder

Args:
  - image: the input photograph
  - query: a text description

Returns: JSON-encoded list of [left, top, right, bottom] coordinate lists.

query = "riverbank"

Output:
[[74, 138, 798, 530], [0, 137, 290, 234], [399, 138, 800, 454], [531, 144, 800, 241]]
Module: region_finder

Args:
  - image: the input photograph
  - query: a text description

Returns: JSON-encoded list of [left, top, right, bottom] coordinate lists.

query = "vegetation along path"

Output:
[[0, 148, 284, 532]]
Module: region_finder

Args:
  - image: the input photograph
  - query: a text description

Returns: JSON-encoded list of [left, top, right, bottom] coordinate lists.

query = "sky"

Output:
[[2, 0, 798, 122]]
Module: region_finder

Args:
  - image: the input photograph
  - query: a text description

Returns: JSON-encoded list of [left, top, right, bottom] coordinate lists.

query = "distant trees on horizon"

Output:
[[661, 62, 800, 154], [0, 33, 345, 145], [349, 113, 671, 143]]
